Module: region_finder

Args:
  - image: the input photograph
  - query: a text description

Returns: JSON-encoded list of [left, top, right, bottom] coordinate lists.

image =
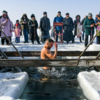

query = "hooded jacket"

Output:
[[20, 14, 29, 31], [83, 17, 95, 35], [74, 15, 81, 35], [0, 12, 13, 38]]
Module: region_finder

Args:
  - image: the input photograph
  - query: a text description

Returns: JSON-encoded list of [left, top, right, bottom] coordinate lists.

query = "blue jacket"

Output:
[[95, 17, 98, 23], [53, 16, 63, 30]]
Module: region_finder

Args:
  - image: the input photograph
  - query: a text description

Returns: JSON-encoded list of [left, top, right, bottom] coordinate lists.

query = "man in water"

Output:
[[41, 38, 57, 70]]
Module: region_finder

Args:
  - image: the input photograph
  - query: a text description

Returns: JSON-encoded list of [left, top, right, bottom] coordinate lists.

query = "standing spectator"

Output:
[[53, 11, 63, 42], [40, 12, 50, 43], [29, 14, 40, 44], [0, 10, 13, 45], [95, 15, 99, 43], [95, 15, 100, 44], [13, 24, 21, 43], [74, 15, 82, 42], [81, 16, 87, 40], [14, 20, 22, 35], [83, 13, 95, 47], [77, 23, 82, 41], [63, 13, 74, 43], [20, 14, 29, 43], [0, 15, 2, 37]]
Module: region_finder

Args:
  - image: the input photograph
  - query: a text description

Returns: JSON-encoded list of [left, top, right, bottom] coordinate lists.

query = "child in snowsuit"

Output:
[[13, 24, 21, 43]]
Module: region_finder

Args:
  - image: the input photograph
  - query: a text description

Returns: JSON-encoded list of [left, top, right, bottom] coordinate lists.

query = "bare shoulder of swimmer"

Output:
[[45, 49, 54, 59]]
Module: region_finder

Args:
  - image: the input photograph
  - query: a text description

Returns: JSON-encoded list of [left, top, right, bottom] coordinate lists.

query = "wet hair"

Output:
[[45, 38, 54, 43]]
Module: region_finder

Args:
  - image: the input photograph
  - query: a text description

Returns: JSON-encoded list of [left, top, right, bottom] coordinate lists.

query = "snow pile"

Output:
[[77, 71, 100, 100], [87, 44, 100, 51], [0, 72, 29, 100], [0, 45, 12, 51]]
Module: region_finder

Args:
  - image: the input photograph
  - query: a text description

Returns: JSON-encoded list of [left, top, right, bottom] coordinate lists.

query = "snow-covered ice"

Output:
[[0, 72, 29, 100], [78, 71, 100, 100], [0, 31, 99, 100], [87, 44, 100, 51]]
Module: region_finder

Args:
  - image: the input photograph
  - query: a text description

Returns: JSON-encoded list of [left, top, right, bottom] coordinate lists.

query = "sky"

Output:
[[0, 0, 100, 25]]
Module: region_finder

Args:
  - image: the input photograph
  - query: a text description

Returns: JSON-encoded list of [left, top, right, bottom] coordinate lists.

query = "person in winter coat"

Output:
[[13, 24, 21, 43], [40, 12, 50, 43], [74, 15, 82, 42], [14, 20, 22, 35], [81, 16, 87, 40], [95, 15, 99, 43], [95, 15, 100, 44], [0, 10, 13, 45], [63, 13, 74, 43], [83, 13, 95, 47], [53, 11, 63, 42], [20, 14, 29, 43], [29, 14, 40, 44], [0, 16, 2, 37]]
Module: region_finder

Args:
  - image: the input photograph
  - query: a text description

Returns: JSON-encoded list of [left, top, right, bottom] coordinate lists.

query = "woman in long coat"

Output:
[[63, 13, 74, 43], [74, 15, 82, 42], [29, 14, 40, 44], [0, 10, 13, 45]]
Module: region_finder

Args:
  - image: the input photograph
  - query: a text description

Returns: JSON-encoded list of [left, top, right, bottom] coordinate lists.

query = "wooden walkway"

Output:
[[0, 51, 100, 67]]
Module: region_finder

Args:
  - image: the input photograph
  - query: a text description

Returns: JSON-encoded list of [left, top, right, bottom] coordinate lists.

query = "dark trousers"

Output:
[[97, 36, 100, 44], [1, 38, 9, 45], [82, 31, 85, 40], [85, 35, 93, 47], [79, 37, 82, 42], [16, 37, 20, 43], [23, 29, 29, 42], [56, 30, 62, 42], [31, 32, 40, 44], [41, 31, 50, 43]]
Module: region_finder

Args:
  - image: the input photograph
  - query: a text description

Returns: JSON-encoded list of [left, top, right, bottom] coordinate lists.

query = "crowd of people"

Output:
[[0, 10, 100, 47]]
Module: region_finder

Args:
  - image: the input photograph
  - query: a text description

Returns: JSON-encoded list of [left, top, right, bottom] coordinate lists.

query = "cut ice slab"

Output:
[[0, 72, 29, 100], [77, 71, 100, 100]]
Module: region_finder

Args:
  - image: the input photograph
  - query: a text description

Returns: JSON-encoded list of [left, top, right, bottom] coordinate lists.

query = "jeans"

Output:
[[82, 31, 85, 40], [16, 37, 20, 43], [23, 29, 29, 42], [56, 30, 62, 42]]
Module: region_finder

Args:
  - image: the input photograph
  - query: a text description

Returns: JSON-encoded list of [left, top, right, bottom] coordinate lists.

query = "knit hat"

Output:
[[43, 12, 47, 15], [31, 14, 35, 18], [66, 13, 69, 15], [2, 10, 7, 15], [2, 10, 7, 13], [88, 13, 92, 17], [58, 11, 61, 13]]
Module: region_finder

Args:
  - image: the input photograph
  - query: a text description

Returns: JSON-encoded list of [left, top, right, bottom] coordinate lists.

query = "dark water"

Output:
[[19, 65, 90, 100]]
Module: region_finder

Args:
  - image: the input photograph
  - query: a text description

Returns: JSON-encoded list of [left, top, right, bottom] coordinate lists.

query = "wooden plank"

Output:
[[0, 59, 100, 67], [4, 51, 100, 57]]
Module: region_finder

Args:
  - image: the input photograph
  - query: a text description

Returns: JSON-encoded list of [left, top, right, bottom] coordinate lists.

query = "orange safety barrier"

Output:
[[54, 22, 63, 44]]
